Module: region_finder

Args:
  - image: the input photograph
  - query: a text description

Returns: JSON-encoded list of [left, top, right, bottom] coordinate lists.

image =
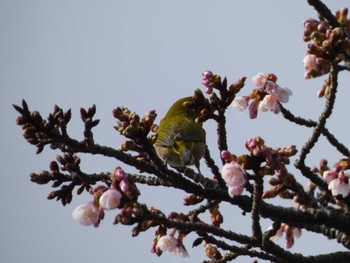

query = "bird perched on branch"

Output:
[[154, 97, 206, 173]]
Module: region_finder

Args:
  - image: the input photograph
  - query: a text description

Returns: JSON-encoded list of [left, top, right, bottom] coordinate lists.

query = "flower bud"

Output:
[[99, 189, 122, 210], [72, 202, 99, 226]]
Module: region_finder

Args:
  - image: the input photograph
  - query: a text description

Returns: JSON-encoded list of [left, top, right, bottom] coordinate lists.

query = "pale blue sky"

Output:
[[2, 1, 350, 262]]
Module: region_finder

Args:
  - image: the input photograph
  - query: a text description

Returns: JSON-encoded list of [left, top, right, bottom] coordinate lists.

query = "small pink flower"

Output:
[[221, 162, 247, 197], [264, 80, 276, 93], [259, 94, 280, 113], [99, 189, 122, 210], [231, 96, 249, 112], [274, 85, 292, 103], [303, 54, 318, 71], [156, 235, 189, 257], [323, 170, 338, 184], [252, 72, 267, 89], [328, 176, 349, 198], [72, 202, 99, 226], [302, 54, 331, 79], [156, 235, 177, 253]]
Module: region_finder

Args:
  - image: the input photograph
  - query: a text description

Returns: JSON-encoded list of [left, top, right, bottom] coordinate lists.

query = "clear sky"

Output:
[[2, 1, 350, 262]]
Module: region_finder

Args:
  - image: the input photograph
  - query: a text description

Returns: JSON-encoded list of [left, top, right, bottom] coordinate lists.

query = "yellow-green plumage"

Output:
[[155, 97, 206, 170]]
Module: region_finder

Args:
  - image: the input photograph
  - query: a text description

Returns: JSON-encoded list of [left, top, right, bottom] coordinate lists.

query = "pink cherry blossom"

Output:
[[303, 54, 318, 71], [264, 80, 277, 93], [221, 162, 247, 197], [302, 54, 330, 79], [156, 235, 189, 257], [252, 72, 267, 89], [259, 94, 280, 113], [99, 189, 122, 210], [231, 96, 249, 112], [328, 177, 349, 198], [323, 170, 338, 184], [156, 235, 177, 253], [72, 202, 99, 226], [274, 85, 292, 103]]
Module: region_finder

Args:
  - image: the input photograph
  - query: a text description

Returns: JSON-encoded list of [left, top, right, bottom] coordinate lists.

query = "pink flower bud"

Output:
[[99, 189, 122, 210], [113, 166, 126, 180], [220, 150, 231, 161], [249, 99, 259, 119], [72, 202, 99, 226], [202, 78, 211, 87], [303, 20, 314, 30], [202, 70, 213, 78], [119, 179, 130, 193], [317, 21, 327, 33], [205, 87, 213, 94], [285, 235, 294, 249], [303, 54, 318, 70]]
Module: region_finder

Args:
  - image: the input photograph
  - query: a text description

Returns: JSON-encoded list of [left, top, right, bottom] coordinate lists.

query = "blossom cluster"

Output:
[[310, 158, 350, 199], [245, 137, 297, 171], [202, 70, 215, 94], [113, 105, 157, 152], [72, 166, 140, 227], [232, 72, 292, 118], [201, 70, 225, 95], [302, 7, 350, 80]]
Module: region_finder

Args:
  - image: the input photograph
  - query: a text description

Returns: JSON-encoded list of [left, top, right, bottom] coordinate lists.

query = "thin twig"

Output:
[[295, 64, 339, 189], [280, 105, 349, 156]]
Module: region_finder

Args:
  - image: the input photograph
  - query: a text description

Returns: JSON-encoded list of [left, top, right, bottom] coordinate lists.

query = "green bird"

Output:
[[155, 97, 206, 172]]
